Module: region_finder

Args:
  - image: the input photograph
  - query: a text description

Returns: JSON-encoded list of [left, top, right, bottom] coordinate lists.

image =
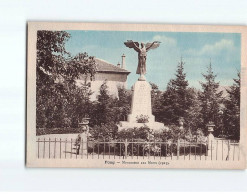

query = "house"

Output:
[[77, 54, 130, 100]]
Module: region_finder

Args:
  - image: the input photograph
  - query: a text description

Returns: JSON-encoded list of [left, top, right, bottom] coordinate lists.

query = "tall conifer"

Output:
[[223, 72, 240, 140], [198, 61, 223, 135], [161, 58, 192, 125]]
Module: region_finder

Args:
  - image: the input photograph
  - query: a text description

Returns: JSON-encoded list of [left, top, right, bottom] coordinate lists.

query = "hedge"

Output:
[[36, 128, 81, 136]]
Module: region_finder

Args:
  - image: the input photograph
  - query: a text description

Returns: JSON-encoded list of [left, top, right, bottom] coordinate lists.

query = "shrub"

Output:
[[136, 114, 149, 123], [157, 125, 206, 143], [90, 122, 118, 141], [36, 127, 81, 136], [116, 126, 163, 156], [117, 125, 152, 141]]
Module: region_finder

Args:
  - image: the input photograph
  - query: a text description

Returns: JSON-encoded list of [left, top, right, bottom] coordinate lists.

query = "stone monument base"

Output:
[[118, 121, 165, 132], [118, 79, 165, 132]]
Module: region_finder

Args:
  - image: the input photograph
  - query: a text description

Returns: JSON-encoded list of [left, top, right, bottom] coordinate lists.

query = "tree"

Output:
[[223, 72, 240, 140], [36, 31, 70, 128], [150, 82, 163, 122], [160, 58, 193, 125], [65, 53, 96, 127], [90, 122, 119, 141], [198, 62, 223, 135], [66, 79, 93, 127], [116, 86, 132, 121], [89, 81, 133, 131], [186, 88, 203, 134], [36, 30, 96, 128], [90, 81, 117, 126]]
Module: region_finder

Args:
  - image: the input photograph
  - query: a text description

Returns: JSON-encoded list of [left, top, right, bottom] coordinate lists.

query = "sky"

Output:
[[65, 30, 241, 90]]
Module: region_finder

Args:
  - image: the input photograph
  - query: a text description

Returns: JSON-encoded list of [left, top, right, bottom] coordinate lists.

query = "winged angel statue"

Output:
[[124, 40, 161, 80]]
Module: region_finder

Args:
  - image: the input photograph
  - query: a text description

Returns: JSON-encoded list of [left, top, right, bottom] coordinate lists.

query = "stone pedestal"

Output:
[[119, 80, 164, 131], [78, 118, 90, 156], [207, 132, 215, 154], [208, 132, 214, 146], [128, 80, 154, 122], [81, 132, 88, 156], [206, 122, 215, 156]]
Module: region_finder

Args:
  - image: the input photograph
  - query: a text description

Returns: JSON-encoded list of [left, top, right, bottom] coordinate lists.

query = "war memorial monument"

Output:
[[119, 40, 165, 131]]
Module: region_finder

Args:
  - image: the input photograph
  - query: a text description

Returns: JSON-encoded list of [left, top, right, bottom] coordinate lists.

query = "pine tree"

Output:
[[161, 58, 193, 125], [67, 79, 93, 127], [116, 86, 132, 121], [150, 82, 163, 122], [198, 61, 223, 135], [90, 81, 120, 139], [93, 81, 111, 125], [223, 72, 240, 140], [90, 80, 117, 126], [186, 88, 203, 134]]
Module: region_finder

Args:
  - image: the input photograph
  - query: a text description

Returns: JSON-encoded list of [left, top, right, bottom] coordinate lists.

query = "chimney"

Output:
[[121, 54, 126, 69], [117, 62, 121, 67]]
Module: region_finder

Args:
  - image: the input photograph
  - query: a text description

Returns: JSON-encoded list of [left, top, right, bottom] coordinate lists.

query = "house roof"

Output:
[[95, 58, 130, 74]]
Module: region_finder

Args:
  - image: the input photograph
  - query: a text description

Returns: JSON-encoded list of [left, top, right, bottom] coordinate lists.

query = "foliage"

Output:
[[159, 125, 186, 141], [193, 128, 207, 143], [117, 126, 152, 141], [36, 127, 81, 136], [117, 126, 160, 156], [136, 114, 149, 123], [89, 81, 117, 126], [115, 125, 206, 157], [36, 31, 240, 142], [115, 86, 132, 121], [150, 82, 163, 121], [36, 30, 70, 128], [186, 88, 203, 134], [67, 78, 93, 127], [90, 122, 119, 141], [160, 58, 193, 125], [36, 30, 96, 128], [89, 81, 132, 127], [223, 72, 240, 140], [198, 62, 223, 135]]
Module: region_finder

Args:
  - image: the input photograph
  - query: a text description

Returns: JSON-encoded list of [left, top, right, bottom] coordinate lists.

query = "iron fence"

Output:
[[36, 138, 240, 161]]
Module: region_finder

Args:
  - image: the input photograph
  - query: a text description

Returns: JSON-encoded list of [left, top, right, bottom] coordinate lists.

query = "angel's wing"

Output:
[[124, 40, 140, 52], [145, 41, 161, 51]]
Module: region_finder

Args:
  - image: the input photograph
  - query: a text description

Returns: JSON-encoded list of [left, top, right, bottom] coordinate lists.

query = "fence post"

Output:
[[227, 140, 230, 161], [178, 118, 184, 160], [78, 118, 90, 157], [207, 121, 215, 160], [125, 139, 128, 159], [177, 139, 180, 160]]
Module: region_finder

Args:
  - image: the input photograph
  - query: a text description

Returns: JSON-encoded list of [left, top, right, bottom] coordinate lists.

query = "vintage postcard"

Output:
[[26, 22, 247, 169]]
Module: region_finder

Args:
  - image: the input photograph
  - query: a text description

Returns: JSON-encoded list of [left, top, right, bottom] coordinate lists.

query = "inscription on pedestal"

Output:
[[119, 79, 165, 131], [128, 80, 154, 122], [134, 83, 149, 114]]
